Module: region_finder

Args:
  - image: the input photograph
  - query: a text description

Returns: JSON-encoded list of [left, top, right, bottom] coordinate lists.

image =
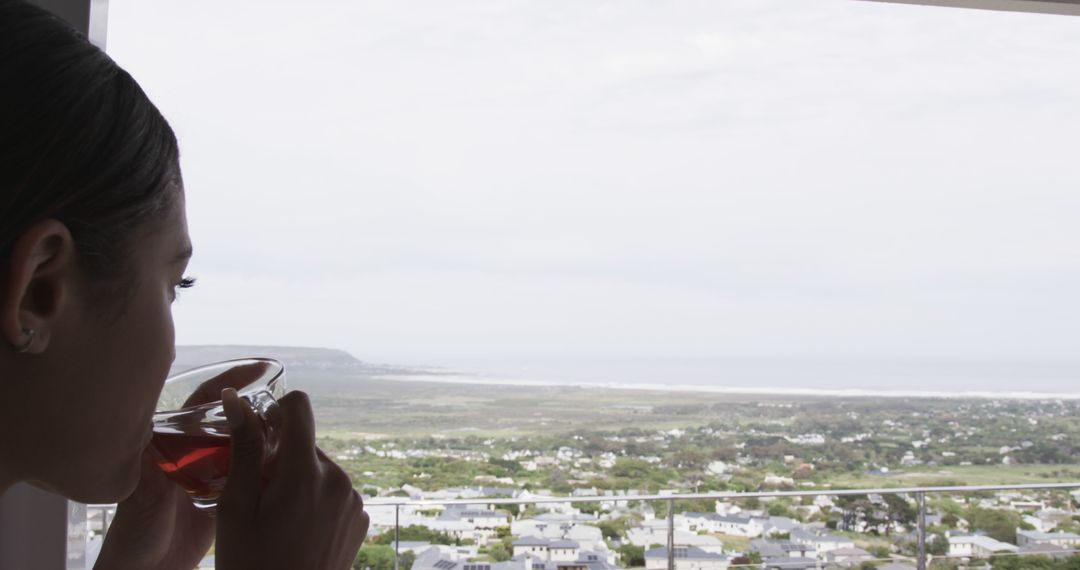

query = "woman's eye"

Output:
[[172, 276, 197, 300]]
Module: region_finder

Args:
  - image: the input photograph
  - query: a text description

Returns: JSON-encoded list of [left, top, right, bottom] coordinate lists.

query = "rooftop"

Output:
[[644, 547, 727, 561]]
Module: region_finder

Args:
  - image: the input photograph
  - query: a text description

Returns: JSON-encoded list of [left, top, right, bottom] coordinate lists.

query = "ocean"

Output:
[[378, 357, 1080, 400]]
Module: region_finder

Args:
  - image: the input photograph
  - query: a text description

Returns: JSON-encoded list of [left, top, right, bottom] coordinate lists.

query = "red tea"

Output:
[[151, 429, 231, 501]]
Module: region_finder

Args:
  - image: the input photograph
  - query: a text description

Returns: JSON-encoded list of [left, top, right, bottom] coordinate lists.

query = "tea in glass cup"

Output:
[[150, 358, 285, 512]]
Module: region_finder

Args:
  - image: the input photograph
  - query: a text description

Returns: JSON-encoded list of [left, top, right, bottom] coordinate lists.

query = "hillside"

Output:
[[173, 345, 367, 373]]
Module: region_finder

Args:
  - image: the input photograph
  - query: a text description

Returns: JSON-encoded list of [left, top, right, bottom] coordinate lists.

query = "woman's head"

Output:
[[0, 0, 191, 502], [0, 0, 180, 278]]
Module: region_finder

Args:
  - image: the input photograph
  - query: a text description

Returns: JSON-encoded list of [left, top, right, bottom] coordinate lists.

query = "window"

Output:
[[82, 1, 1080, 568]]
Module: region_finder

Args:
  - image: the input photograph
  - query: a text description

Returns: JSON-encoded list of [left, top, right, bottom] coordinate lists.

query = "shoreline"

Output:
[[372, 372, 1080, 401]]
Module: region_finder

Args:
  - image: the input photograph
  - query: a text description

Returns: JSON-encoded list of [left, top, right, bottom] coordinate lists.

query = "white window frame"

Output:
[[864, 0, 1080, 16], [0, 0, 1073, 568]]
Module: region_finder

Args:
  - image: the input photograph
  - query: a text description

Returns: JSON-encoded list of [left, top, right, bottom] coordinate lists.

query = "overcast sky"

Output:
[[107, 1, 1080, 369]]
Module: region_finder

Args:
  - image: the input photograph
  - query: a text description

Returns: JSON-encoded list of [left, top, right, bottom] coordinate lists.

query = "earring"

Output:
[[15, 328, 34, 354]]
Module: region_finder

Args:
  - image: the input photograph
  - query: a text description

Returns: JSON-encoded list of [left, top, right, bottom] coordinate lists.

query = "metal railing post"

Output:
[[395, 503, 401, 570], [666, 498, 675, 570], [916, 492, 927, 570]]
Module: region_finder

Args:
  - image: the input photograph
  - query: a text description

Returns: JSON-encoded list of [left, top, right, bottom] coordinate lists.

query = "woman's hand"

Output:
[[92, 452, 215, 570], [93, 363, 269, 570], [215, 389, 369, 570]]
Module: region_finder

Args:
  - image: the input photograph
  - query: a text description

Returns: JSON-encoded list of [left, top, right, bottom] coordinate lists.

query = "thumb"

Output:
[[219, 387, 265, 520]]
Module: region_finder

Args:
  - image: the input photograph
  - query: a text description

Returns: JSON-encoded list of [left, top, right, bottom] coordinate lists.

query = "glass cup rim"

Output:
[[155, 357, 285, 417]]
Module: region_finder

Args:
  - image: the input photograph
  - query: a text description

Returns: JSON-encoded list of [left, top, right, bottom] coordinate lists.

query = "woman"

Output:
[[0, 0, 369, 568]]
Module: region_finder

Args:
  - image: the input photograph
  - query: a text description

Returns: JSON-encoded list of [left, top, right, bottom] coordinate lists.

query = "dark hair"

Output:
[[0, 0, 180, 280]]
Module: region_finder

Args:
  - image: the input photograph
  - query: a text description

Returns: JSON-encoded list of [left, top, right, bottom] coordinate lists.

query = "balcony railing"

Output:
[[86, 482, 1080, 570]]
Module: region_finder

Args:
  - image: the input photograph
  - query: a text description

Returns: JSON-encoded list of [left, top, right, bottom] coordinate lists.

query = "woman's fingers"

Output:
[[219, 388, 266, 521], [182, 361, 270, 408], [215, 388, 367, 569], [274, 391, 319, 474]]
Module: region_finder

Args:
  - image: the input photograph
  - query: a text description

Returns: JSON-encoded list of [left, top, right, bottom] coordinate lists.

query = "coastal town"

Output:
[[352, 481, 1080, 570], [143, 348, 1080, 570], [312, 393, 1080, 570]]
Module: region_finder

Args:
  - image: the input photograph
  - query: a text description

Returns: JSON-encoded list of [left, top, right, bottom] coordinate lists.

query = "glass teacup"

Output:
[[150, 358, 286, 512]]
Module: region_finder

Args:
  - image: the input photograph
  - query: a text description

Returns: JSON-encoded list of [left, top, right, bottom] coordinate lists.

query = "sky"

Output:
[[107, 1, 1080, 374]]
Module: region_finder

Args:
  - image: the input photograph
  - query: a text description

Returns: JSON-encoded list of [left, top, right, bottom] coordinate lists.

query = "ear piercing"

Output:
[[15, 327, 34, 354]]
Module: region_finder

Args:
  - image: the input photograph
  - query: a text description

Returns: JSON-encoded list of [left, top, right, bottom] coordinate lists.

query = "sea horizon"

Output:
[[373, 356, 1080, 401]]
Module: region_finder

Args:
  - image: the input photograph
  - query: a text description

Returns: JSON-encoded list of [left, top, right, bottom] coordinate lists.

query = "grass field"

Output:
[[305, 376, 795, 437], [711, 534, 750, 552]]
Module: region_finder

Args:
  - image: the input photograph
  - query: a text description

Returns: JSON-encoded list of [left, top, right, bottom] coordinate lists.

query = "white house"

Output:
[[714, 502, 742, 516], [530, 511, 599, 524], [514, 537, 556, 560], [948, 535, 1019, 558], [761, 557, 817, 570], [564, 525, 605, 552], [505, 551, 620, 570], [644, 547, 730, 570], [825, 547, 873, 566], [717, 515, 763, 537], [750, 539, 816, 560], [513, 519, 572, 539], [1035, 509, 1075, 530], [549, 540, 581, 562], [763, 474, 795, 487], [425, 519, 489, 543], [1010, 501, 1045, 513], [439, 505, 510, 529], [626, 526, 725, 554], [512, 537, 581, 563], [789, 530, 855, 556], [515, 492, 586, 516], [1024, 515, 1051, 533], [574, 550, 622, 570], [678, 513, 763, 537], [761, 517, 800, 537], [1017, 530, 1080, 549]]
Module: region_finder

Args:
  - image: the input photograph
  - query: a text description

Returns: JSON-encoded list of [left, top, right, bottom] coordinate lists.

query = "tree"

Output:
[[597, 519, 627, 542], [655, 498, 717, 519], [372, 525, 457, 546], [928, 531, 949, 556], [354, 545, 396, 570], [883, 494, 916, 533], [578, 502, 602, 514], [967, 508, 1027, 544], [767, 501, 795, 519], [617, 544, 645, 567], [489, 543, 512, 562], [488, 458, 522, 474]]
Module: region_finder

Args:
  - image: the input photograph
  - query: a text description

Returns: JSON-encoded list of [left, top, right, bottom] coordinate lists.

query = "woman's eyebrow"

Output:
[[174, 244, 193, 262]]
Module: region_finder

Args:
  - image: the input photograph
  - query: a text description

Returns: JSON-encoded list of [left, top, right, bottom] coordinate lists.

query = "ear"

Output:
[[0, 219, 76, 354]]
